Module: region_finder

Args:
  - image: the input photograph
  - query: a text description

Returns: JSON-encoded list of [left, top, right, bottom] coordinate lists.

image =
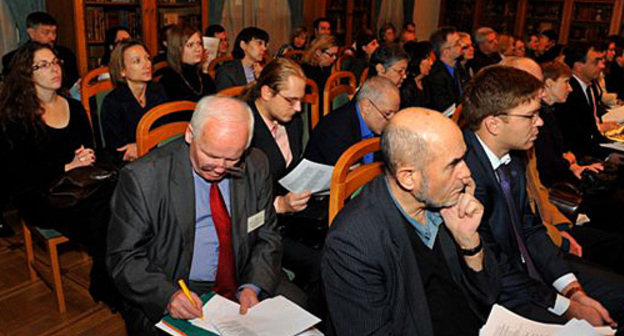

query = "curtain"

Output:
[[377, 0, 404, 37], [0, 0, 19, 74], [288, 0, 304, 29], [221, 0, 291, 56], [4, 0, 46, 44], [210, 0, 226, 25]]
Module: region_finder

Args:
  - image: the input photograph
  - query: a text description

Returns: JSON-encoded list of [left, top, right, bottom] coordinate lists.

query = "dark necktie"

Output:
[[495, 164, 543, 283], [586, 85, 600, 127], [210, 183, 237, 300]]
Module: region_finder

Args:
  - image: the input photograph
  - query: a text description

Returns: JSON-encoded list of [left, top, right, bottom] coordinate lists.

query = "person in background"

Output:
[[469, 26, 500, 74], [313, 17, 331, 37], [2, 12, 79, 90], [215, 27, 269, 91], [344, 32, 379, 85], [378, 22, 397, 45], [152, 24, 174, 65], [301, 34, 338, 114], [526, 34, 539, 58], [535, 29, 562, 63], [367, 43, 409, 88], [205, 24, 229, 59], [513, 38, 527, 57], [399, 22, 417, 45], [425, 26, 463, 112], [457, 32, 475, 87], [605, 39, 624, 100], [101, 40, 167, 165], [160, 24, 216, 101], [400, 41, 433, 108], [101, 26, 131, 66], [277, 26, 308, 60], [497, 34, 515, 58], [0, 42, 117, 307]]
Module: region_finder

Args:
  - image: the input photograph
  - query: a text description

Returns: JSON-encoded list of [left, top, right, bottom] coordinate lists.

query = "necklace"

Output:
[[180, 67, 203, 96]]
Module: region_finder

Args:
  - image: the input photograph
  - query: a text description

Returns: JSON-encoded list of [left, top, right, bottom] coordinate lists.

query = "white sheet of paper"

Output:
[[600, 142, 624, 152], [603, 105, 624, 123], [479, 304, 615, 336], [442, 103, 456, 118], [203, 36, 220, 65], [278, 159, 333, 194], [155, 321, 184, 336], [212, 296, 321, 336]]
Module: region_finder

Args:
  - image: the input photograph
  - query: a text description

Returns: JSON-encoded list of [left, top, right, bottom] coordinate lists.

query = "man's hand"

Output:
[[440, 177, 483, 248], [559, 231, 583, 257], [565, 300, 606, 326], [274, 191, 312, 214], [167, 289, 203, 320], [239, 287, 259, 314], [599, 121, 618, 133], [571, 291, 617, 328]]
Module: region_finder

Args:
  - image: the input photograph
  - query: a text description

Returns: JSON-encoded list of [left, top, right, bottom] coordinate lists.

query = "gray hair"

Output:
[[357, 76, 399, 104], [474, 27, 496, 44], [190, 95, 254, 148], [381, 122, 430, 176]]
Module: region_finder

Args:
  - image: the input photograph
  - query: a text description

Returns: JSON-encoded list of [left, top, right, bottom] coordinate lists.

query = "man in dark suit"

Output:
[[463, 65, 624, 327], [322, 108, 500, 335], [425, 26, 464, 112], [304, 76, 400, 165], [555, 42, 615, 160], [107, 96, 302, 336], [469, 27, 501, 74], [2, 12, 79, 90], [215, 27, 268, 91], [534, 29, 562, 64]]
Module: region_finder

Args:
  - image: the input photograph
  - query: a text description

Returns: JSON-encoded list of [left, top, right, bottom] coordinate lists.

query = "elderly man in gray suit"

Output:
[[107, 96, 302, 336]]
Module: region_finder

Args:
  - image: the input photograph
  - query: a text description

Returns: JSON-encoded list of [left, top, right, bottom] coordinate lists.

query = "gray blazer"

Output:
[[106, 138, 281, 322], [215, 59, 248, 91]]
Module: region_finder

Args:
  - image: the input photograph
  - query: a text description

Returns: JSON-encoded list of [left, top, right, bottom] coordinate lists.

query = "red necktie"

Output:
[[210, 183, 237, 300]]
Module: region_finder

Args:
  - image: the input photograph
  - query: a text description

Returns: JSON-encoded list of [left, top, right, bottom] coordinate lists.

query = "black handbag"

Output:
[[47, 163, 118, 208], [548, 182, 583, 221], [579, 161, 619, 195]]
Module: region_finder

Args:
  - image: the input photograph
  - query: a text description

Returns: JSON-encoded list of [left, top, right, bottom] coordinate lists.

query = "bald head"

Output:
[[499, 56, 543, 81], [382, 108, 462, 175]]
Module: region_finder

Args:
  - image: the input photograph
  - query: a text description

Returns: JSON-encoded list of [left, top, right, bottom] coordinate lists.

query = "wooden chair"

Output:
[[218, 85, 246, 98], [208, 56, 234, 78], [152, 60, 169, 83], [451, 104, 466, 128], [136, 101, 196, 157], [328, 138, 384, 224], [22, 219, 89, 313], [303, 79, 321, 130], [360, 67, 369, 85], [80, 67, 113, 148], [323, 71, 357, 116]]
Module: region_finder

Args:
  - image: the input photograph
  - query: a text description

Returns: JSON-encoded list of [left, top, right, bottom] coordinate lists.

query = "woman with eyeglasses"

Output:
[[0, 41, 119, 306], [159, 24, 216, 102], [400, 41, 434, 108], [367, 43, 409, 88], [457, 32, 475, 87], [101, 40, 168, 165], [301, 34, 338, 115]]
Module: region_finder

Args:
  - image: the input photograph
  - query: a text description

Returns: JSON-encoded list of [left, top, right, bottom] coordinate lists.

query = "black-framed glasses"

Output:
[[323, 50, 338, 58], [275, 91, 304, 107], [499, 112, 541, 123], [368, 98, 396, 120], [32, 58, 63, 71], [199, 162, 244, 177]]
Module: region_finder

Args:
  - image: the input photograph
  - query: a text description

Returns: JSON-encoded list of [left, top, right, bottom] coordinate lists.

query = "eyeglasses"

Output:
[[323, 50, 338, 58], [199, 161, 244, 177], [388, 66, 407, 76], [368, 99, 397, 120], [499, 112, 541, 123], [32, 58, 63, 71], [275, 91, 304, 107]]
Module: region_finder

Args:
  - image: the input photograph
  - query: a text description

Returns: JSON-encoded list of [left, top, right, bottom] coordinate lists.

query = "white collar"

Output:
[[475, 133, 511, 171]]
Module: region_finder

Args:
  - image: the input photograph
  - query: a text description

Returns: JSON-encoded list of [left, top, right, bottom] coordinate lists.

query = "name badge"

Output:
[[247, 210, 265, 233]]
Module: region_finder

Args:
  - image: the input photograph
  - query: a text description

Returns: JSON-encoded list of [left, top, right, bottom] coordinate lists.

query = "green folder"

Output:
[[161, 293, 219, 336]]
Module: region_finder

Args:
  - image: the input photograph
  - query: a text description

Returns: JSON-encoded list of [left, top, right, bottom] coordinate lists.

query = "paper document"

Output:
[[203, 37, 220, 65], [278, 159, 333, 194], [190, 295, 321, 336], [480, 304, 616, 336], [442, 103, 456, 118], [603, 105, 624, 124], [600, 142, 624, 152]]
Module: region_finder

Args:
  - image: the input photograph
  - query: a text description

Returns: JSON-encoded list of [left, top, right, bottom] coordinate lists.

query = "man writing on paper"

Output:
[[322, 108, 500, 335], [107, 96, 303, 336]]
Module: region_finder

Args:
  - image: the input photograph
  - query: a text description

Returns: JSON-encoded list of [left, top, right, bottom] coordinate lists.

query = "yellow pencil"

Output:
[[177, 279, 204, 319]]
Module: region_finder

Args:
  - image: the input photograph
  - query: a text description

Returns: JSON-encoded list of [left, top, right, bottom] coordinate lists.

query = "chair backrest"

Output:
[[80, 66, 113, 127], [328, 137, 384, 225], [208, 56, 234, 78], [303, 79, 320, 129], [283, 50, 306, 63], [152, 60, 169, 83], [218, 85, 246, 98], [451, 104, 466, 128], [136, 100, 196, 157], [360, 67, 369, 85], [323, 71, 357, 116]]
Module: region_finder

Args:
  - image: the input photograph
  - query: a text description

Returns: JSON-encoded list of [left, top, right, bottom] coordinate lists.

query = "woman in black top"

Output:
[[301, 34, 338, 114], [101, 40, 168, 165], [401, 41, 434, 108], [101, 26, 131, 66], [344, 33, 379, 85], [0, 42, 118, 305], [159, 24, 216, 101]]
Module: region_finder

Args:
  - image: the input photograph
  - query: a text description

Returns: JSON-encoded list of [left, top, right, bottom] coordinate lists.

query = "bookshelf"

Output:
[[524, 0, 565, 38], [478, 0, 518, 34], [323, 0, 374, 46], [46, 0, 208, 75]]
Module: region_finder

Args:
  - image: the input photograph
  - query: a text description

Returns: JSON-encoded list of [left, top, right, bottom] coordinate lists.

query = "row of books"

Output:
[[85, 7, 142, 42]]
